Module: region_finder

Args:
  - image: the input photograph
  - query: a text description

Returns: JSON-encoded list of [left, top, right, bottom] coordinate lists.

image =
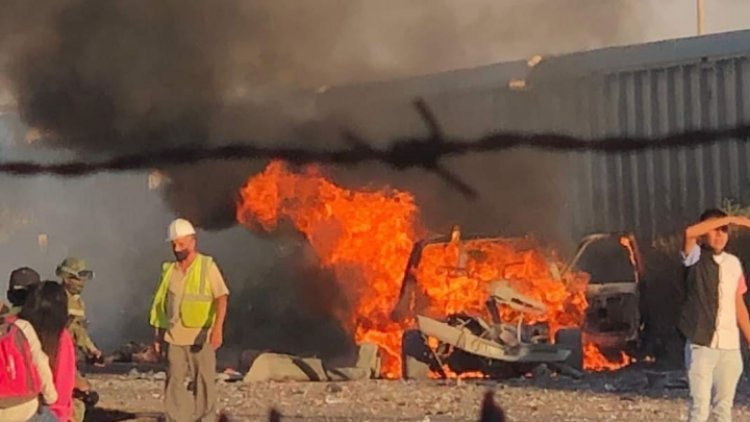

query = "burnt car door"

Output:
[[563, 233, 643, 351]]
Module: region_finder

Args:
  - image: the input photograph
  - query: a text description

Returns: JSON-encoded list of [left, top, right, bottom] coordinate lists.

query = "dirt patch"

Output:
[[86, 369, 750, 421]]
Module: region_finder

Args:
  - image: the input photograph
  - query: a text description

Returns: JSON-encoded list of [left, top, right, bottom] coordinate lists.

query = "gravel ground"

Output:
[[86, 368, 750, 422]]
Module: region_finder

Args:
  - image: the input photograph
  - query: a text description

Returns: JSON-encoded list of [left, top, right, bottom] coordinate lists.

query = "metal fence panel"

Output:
[[318, 31, 750, 241]]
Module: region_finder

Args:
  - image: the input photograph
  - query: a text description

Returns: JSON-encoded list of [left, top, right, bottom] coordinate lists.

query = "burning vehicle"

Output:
[[393, 227, 642, 379], [237, 161, 640, 378], [571, 233, 642, 353], [400, 282, 583, 379]]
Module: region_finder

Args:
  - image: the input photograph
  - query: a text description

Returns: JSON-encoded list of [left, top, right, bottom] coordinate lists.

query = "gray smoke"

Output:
[[0, 0, 643, 230], [0, 0, 664, 357]]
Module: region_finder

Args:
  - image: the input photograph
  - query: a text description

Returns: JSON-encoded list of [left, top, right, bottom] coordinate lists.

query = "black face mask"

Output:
[[173, 249, 189, 262]]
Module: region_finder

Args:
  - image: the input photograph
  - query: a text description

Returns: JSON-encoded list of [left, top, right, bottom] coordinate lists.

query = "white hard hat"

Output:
[[166, 218, 196, 242]]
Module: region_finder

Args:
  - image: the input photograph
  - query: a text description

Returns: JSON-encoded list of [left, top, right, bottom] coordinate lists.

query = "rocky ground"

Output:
[[83, 365, 750, 422]]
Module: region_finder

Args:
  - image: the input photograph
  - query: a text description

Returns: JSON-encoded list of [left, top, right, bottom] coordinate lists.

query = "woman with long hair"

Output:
[[20, 281, 77, 422]]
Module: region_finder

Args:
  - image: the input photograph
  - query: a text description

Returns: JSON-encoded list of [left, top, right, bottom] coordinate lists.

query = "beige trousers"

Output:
[[72, 398, 85, 422], [165, 344, 217, 422]]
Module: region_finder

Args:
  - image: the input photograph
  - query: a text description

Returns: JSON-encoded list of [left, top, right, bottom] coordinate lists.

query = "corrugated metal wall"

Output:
[[557, 56, 750, 239], [318, 32, 750, 242]]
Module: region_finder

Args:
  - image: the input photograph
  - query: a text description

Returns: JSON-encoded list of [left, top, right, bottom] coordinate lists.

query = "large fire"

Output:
[[236, 161, 630, 377], [415, 239, 589, 335]]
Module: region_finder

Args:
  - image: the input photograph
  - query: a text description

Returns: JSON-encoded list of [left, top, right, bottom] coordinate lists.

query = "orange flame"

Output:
[[237, 161, 418, 377], [431, 367, 487, 380], [583, 343, 631, 372], [237, 161, 630, 377], [414, 239, 590, 336]]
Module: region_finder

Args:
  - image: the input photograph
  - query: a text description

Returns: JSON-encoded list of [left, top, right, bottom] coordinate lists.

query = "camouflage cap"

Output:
[[8, 267, 41, 291], [55, 257, 94, 280]]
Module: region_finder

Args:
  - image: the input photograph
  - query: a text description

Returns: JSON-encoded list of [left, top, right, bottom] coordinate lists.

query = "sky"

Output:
[[645, 0, 750, 40]]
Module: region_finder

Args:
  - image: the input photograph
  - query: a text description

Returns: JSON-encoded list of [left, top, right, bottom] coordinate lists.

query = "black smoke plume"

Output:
[[0, 0, 645, 358], [0, 0, 641, 230]]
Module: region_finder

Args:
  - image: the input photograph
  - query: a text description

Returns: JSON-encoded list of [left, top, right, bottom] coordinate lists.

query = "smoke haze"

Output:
[[0, 0, 749, 356]]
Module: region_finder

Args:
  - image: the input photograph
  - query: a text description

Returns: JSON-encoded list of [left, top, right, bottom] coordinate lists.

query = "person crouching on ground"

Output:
[[680, 209, 750, 422], [150, 218, 230, 422]]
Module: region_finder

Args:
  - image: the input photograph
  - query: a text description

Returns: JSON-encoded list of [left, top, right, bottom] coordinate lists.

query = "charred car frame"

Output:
[[393, 227, 642, 379]]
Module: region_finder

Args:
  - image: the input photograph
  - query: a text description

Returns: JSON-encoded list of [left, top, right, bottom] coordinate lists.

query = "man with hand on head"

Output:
[[680, 209, 750, 422]]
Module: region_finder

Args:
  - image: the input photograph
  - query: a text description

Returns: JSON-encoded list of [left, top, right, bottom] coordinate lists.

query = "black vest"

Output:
[[678, 247, 720, 346]]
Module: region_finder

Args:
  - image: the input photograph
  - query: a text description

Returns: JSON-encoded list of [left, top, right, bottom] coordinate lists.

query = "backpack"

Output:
[[0, 316, 41, 408]]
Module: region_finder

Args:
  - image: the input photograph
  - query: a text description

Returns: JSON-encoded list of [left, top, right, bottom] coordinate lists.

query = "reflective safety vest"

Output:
[[149, 254, 215, 329]]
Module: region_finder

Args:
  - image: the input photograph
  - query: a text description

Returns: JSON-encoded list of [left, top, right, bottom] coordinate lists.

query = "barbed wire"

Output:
[[3, 99, 750, 198]]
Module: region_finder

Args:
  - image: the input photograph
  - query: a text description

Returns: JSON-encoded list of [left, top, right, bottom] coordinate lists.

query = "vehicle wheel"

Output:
[[555, 328, 583, 371], [402, 329, 433, 380]]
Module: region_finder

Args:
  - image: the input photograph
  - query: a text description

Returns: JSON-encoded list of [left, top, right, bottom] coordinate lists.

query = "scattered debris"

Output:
[[531, 364, 551, 379], [324, 395, 346, 404], [218, 368, 244, 383], [550, 363, 585, 380], [527, 55, 543, 68], [508, 79, 527, 91], [125, 368, 166, 382], [88, 371, 750, 421], [325, 384, 343, 394], [611, 373, 648, 393], [147, 170, 170, 190], [37, 233, 48, 249], [645, 370, 688, 390]]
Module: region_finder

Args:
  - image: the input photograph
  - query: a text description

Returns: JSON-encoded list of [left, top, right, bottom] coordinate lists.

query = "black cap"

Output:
[[9, 267, 41, 291]]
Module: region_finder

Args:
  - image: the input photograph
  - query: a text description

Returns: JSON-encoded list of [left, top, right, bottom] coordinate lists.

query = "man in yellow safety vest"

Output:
[[149, 218, 230, 422]]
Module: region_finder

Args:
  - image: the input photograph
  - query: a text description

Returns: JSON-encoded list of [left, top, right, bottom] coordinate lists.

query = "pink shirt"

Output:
[[49, 329, 76, 422]]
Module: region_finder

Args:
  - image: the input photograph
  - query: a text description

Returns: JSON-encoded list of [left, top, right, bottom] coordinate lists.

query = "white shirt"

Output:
[[683, 245, 747, 350]]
